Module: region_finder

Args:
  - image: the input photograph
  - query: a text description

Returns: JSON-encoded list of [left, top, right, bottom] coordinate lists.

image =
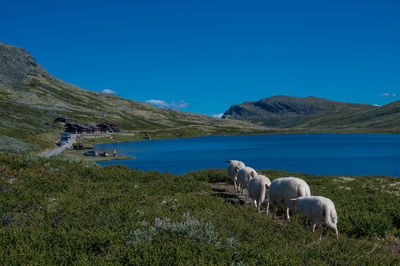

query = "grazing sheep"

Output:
[[237, 166, 257, 196], [225, 160, 246, 192], [248, 175, 271, 213], [290, 196, 338, 239], [267, 177, 311, 220]]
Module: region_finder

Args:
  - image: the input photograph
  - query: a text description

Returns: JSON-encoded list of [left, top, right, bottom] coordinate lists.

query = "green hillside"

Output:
[[296, 100, 400, 131], [222, 95, 378, 128], [0, 43, 269, 153]]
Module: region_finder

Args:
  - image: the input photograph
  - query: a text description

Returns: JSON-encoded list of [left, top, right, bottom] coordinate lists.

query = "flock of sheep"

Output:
[[226, 160, 339, 239]]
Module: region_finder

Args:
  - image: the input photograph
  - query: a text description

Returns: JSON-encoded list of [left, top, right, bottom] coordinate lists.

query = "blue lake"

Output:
[[96, 134, 400, 177]]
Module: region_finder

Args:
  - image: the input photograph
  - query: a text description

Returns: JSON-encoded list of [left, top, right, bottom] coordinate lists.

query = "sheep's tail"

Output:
[[259, 182, 266, 203], [305, 185, 311, 197], [297, 184, 311, 197]]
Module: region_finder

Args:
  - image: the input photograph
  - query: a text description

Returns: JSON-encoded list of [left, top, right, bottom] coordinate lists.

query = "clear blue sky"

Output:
[[1, 0, 399, 116]]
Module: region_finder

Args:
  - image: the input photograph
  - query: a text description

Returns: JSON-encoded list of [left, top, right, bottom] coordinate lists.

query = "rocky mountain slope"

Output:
[[0, 42, 269, 153], [221, 95, 400, 130]]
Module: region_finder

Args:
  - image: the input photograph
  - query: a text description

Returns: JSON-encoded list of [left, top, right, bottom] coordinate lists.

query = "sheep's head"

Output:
[[250, 171, 255, 177], [265, 183, 269, 189]]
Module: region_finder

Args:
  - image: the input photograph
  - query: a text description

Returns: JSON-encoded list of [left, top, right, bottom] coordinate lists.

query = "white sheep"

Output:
[[237, 166, 257, 196], [267, 177, 311, 220], [225, 160, 246, 192], [247, 175, 271, 213], [290, 196, 339, 239]]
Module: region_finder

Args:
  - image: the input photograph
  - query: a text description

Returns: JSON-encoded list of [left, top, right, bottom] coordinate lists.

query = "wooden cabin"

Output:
[[54, 116, 72, 123]]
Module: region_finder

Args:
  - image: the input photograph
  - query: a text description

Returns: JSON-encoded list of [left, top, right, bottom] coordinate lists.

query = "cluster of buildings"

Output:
[[54, 116, 120, 134]]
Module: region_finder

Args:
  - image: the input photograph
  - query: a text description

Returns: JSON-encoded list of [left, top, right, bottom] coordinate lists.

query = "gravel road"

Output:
[[40, 134, 77, 158]]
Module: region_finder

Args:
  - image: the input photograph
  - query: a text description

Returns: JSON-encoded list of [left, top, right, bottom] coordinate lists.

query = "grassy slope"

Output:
[[0, 155, 398, 264], [223, 96, 379, 128], [0, 99, 65, 152], [0, 74, 269, 154], [296, 100, 400, 131]]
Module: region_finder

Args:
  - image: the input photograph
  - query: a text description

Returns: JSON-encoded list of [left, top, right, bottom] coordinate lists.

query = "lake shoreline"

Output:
[[95, 133, 400, 177], [84, 129, 400, 146]]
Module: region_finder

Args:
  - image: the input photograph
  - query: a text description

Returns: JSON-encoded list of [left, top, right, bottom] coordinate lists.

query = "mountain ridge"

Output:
[[221, 95, 400, 130]]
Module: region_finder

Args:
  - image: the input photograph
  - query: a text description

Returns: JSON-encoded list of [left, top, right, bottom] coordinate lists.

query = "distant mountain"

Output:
[[222, 95, 378, 128], [0, 43, 268, 153]]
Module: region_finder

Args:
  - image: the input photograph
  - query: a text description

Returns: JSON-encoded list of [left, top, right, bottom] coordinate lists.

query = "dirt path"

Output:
[[209, 182, 253, 206], [208, 182, 294, 227], [40, 134, 77, 158], [209, 182, 278, 216]]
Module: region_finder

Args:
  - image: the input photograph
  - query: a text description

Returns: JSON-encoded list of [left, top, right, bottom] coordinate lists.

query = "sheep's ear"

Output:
[[265, 184, 269, 189], [235, 165, 240, 171], [225, 160, 231, 163]]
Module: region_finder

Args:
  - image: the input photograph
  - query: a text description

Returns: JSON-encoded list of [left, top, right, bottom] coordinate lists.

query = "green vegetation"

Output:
[[0, 154, 398, 264], [0, 100, 65, 153], [56, 147, 133, 162], [0, 73, 270, 154]]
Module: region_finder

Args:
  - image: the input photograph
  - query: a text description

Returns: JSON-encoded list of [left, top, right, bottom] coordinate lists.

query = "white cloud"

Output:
[[378, 92, 397, 97], [373, 104, 380, 107], [145, 99, 190, 109], [102, 89, 116, 95], [212, 113, 224, 118]]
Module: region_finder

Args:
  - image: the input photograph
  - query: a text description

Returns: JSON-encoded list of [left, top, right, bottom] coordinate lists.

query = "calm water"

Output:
[[96, 134, 400, 176]]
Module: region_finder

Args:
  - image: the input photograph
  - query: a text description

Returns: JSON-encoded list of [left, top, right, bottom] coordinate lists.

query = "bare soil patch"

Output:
[[208, 182, 287, 227]]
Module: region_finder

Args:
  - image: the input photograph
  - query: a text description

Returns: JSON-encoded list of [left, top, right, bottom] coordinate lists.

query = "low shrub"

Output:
[[0, 154, 398, 264]]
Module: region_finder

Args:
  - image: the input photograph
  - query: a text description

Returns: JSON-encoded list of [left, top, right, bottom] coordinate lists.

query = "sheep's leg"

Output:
[[312, 223, 317, 232], [253, 200, 257, 209], [266, 202, 270, 215], [273, 204, 277, 219], [334, 226, 339, 239], [233, 180, 237, 192], [257, 200, 261, 212], [286, 208, 290, 221]]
